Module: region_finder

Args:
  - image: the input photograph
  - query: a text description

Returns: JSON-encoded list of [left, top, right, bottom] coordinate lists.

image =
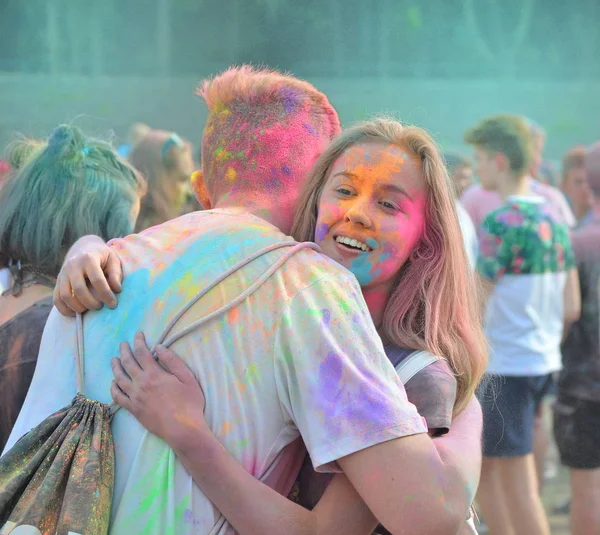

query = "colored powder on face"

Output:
[[366, 238, 378, 249], [315, 222, 329, 243], [349, 255, 381, 286]]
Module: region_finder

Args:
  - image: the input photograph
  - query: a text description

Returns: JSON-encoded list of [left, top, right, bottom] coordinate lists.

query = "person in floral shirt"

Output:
[[464, 114, 581, 535]]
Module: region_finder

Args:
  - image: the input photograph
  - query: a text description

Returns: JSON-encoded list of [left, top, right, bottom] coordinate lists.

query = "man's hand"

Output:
[[54, 235, 122, 316], [111, 332, 207, 447]]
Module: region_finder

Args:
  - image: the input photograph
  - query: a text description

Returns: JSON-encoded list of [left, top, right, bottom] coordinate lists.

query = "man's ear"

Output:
[[494, 152, 510, 173], [191, 170, 211, 209]]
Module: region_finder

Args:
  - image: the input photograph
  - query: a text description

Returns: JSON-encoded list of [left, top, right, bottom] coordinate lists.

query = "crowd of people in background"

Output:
[[0, 64, 598, 535]]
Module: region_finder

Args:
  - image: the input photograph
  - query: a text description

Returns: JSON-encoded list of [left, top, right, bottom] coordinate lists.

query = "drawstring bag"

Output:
[[0, 241, 317, 535]]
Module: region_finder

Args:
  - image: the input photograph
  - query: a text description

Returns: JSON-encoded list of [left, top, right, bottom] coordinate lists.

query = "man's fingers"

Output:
[[85, 261, 118, 309], [112, 357, 133, 394], [110, 380, 132, 411], [53, 283, 76, 317], [69, 269, 102, 311], [133, 332, 161, 370], [155, 344, 194, 383], [56, 280, 88, 315], [105, 251, 123, 294], [119, 343, 143, 380]]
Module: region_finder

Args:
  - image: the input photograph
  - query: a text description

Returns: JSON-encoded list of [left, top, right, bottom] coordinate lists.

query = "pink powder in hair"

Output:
[[201, 87, 334, 205]]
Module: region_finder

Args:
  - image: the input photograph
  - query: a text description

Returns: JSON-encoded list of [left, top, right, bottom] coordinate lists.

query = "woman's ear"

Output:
[[190, 170, 211, 209]]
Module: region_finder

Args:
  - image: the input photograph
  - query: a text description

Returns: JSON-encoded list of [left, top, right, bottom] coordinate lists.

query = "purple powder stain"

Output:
[[318, 352, 344, 415], [184, 509, 201, 526], [315, 222, 329, 243], [281, 165, 292, 176], [279, 87, 299, 113], [303, 122, 318, 136], [321, 308, 331, 325]]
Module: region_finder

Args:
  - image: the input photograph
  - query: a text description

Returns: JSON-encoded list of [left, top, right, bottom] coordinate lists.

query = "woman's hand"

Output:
[[54, 235, 122, 316], [111, 332, 207, 448]]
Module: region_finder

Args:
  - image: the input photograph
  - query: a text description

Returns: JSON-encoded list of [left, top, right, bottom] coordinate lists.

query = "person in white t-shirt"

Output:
[[6, 68, 483, 535], [465, 114, 581, 535]]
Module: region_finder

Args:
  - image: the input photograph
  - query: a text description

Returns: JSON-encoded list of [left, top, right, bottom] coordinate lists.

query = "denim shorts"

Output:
[[478, 374, 553, 457]]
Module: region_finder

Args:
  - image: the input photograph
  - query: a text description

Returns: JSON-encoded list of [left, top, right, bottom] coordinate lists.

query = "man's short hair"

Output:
[[464, 114, 533, 175], [197, 66, 341, 202]]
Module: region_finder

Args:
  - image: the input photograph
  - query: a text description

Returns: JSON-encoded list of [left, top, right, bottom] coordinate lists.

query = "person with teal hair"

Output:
[[0, 124, 146, 450]]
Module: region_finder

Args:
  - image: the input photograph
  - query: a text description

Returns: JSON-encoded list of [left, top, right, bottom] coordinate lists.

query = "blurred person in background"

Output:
[[117, 121, 151, 159], [129, 129, 197, 231], [561, 146, 595, 227], [445, 152, 477, 268], [461, 118, 576, 494], [461, 118, 575, 230], [554, 141, 600, 535], [466, 114, 580, 535], [0, 138, 47, 295], [0, 125, 146, 451]]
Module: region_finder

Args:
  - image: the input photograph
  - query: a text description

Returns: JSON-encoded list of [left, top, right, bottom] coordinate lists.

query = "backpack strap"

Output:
[[386, 346, 415, 369], [395, 350, 443, 384], [74, 240, 320, 398]]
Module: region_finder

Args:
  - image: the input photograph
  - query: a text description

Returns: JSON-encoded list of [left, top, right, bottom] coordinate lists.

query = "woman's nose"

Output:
[[344, 201, 373, 228]]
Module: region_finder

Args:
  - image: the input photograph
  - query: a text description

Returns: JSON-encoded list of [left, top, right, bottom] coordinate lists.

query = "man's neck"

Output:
[[212, 198, 294, 235], [496, 173, 530, 200]]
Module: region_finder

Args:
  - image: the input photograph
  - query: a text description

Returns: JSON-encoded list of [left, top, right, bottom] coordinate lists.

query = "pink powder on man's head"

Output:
[[196, 66, 340, 204]]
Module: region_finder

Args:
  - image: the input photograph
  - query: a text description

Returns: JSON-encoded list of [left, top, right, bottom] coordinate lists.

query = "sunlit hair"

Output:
[[0, 125, 146, 277], [464, 114, 533, 176], [197, 65, 341, 203], [5, 135, 47, 171], [291, 117, 488, 414], [129, 129, 192, 231], [524, 117, 546, 142]]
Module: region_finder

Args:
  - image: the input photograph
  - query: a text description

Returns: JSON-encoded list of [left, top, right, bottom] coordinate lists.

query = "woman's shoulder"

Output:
[[387, 347, 457, 434], [0, 295, 53, 339]]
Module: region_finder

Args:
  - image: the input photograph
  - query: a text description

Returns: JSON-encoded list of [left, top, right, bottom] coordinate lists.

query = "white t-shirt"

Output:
[[456, 201, 477, 269], [476, 197, 575, 376], [6, 209, 426, 535]]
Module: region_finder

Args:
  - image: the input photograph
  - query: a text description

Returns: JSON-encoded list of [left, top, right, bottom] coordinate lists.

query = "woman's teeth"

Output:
[[335, 236, 370, 252]]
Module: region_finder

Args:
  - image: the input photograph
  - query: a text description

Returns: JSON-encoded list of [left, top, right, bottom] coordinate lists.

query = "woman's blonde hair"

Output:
[[291, 117, 488, 414]]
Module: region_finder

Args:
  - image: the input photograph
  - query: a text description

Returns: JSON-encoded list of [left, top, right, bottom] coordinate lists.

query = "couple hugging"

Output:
[[6, 66, 487, 535]]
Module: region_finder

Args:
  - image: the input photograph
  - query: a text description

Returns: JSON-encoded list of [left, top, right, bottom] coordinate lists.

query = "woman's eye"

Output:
[[380, 200, 399, 211], [336, 188, 353, 196]]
